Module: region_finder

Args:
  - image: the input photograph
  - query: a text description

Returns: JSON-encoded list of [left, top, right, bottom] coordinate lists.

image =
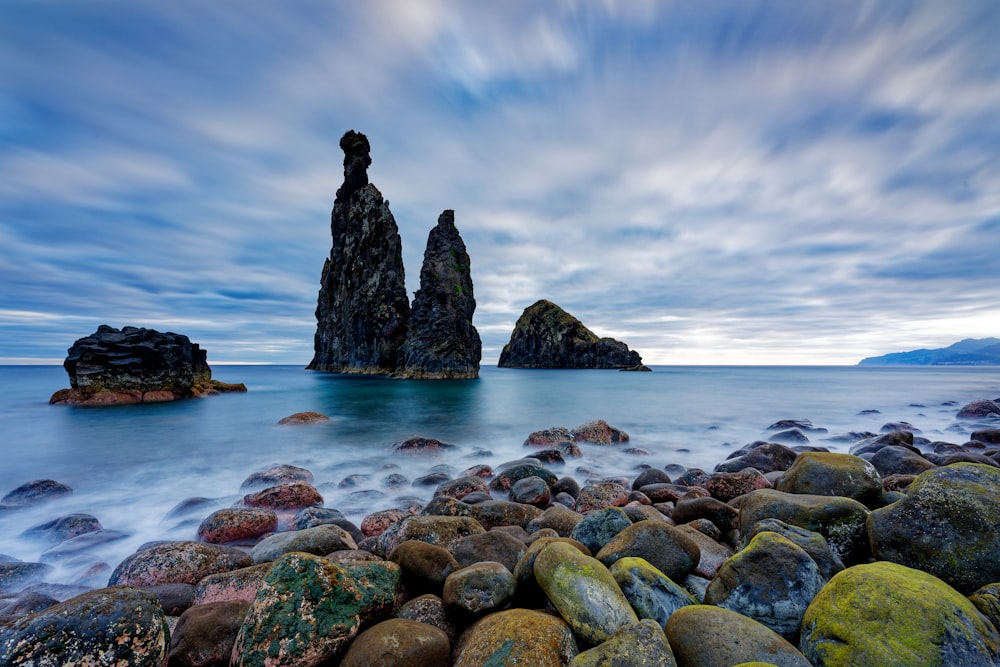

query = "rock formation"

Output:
[[308, 130, 410, 373], [49, 325, 246, 406], [396, 210, 481, 378], [498, 300, 644, 369]]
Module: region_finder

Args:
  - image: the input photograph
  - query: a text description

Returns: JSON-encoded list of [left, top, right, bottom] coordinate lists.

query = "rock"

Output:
[[664, 604, 812, 667], [957, 399, 1000, 419], [108, 541, 251, 587], [292, 506, 363, 542], [498, 299, 643, 369], [1, 479, 72, 507], [443, 561, 516, 618], [468, 500, 542, 530], [970, 583, 1000, 631], [239, 464, 314, 491], [232, 552, 364, 666], [391, 435, 456, 453], [534, 541, 639, 646], [192, 563, 272, 605], [434, 475, 489, 500], [849, 430, 915, 456], [21, 513, 101, 544], [510, 475, 552, 507], [196, 508, 277, 544], [395, 515, 486, 551], [775, 452, 882, 505], [169, 600, 250, 667], [0, 562, 53, 594], [340, 618, 450, 667], [395, 593, 457, 643], [450, 530, 526, 571], [573, 419, 630, 444], [570, 618, 677, 666], [38, 529, 128, 563], [596, 521, 700, 583], [242, 481, 323, 511], [452, 608, 577, 666], [343, 559, 405, 625], [715, 442, 798, 474], [50, 324, 244, 405], [738, 489, 871, 565], [868, 445, 936, 476], [569, 507, 633, 553], [0, 586, 170, 665], [529, 504, 584, 537], [526, 426, 574, 447], [632, 467, 673, 489], [671, 496, 739, 534], [249, 524, 357, 563], [675, 524, 734, 580], [490, 460, 558, 491], [0, 591, 58, 619], [770, 428, 810, 444], [609, 557, 697, 627], [389, 540, 460, 595], [745, 518, 844, 581], [308, 130, 411, 373], [971, 428, 1000, 443], [576, 481, 629, 513], [512, 536, 590, 603], [395, 209, 481, 378], [277, 411, 330, 424], [362, 508, 410, 537], [702, 468, 772, 502], [142, 581, 195, 615], [704, 532, 825, 640], [799, 561, 1000, 666], [867, 462, 1000, 593]]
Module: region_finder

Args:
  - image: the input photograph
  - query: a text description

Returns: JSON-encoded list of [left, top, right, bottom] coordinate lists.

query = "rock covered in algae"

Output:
[[798, 560, 1000, 666], [452, 608, 578, 666], [569, 618, 677, 666], [609, 557, 697, 628]]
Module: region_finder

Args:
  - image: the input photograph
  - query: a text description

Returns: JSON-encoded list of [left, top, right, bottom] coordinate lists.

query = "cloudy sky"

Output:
[[2, 1, 998, 365]]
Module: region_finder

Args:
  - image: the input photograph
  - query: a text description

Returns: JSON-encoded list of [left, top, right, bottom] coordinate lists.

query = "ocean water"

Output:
[[1, 364, 998, 586]]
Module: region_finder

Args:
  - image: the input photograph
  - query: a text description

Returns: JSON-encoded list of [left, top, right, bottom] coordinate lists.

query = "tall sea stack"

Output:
[[308, 131, 410, 373], [396, 210, 481, 378]]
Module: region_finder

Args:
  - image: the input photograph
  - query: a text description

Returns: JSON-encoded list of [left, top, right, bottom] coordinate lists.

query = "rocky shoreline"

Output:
[[2, 404, 1000, 665]]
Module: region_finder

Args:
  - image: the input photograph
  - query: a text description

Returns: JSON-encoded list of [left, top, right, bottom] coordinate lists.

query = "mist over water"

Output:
[[2, 364, 998, 587]]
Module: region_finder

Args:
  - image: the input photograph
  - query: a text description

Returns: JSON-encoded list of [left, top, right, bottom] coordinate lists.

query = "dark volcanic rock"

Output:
[[396, 209, 481, 379], [49, 324, 245, 405], [308, 130, 411, 373], [498, 299, 643, 369]]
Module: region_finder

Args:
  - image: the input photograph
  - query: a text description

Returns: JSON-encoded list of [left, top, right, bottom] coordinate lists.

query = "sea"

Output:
[[2, 364, 998, 587]]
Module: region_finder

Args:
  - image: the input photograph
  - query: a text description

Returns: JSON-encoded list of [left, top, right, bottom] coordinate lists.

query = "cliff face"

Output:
[[396, 210, 481, 378], [498, 300, 643, 369], [308, 131, 410, 373]]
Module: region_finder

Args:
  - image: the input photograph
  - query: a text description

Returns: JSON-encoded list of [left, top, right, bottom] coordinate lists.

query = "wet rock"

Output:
[[196, 508, 277, 544], [869, 445, 936, 476], [461, 463, 494, 479], [771, 428, 810, 444], [848, 430, 915, 456], [971, 428, 1000, 444], [957, 399, 1000, 419], [396, 593, 457, 643], [526, 426, 574, 447], [192, 563, 272, 605], [169, 600, 250, 667], [867, 462, 1000, 593], [0, 590, 58, 619], [232, 552, 364, 666], [37, 529, 128, 564], [450, 530, 526, 571], [675, 524, 734, 580], [610, 557, 697, 627], [569, 507, 633, 553], [637, 482, 693, 503], [443, 561, 516, 618], [361, 508, 410, 537], [239, 463, 314, 491], [452, 608, 577, 666], [0, 586, 169, 666], [108, 540, 251, 587], [671, 496, 739, 534], [573, 419, 630, 444], [702, 468, 771, 502], [395, 209, 482, 379], [745, 518, 844, 581], [166, 497, 219, 520], [0, 479, 72, 508], [468, 500, 541, 530], [512, 536, 591, 604], [738, 489, 871, 565], [632, 467, 673, 489], [292, 506, 362, 541], [775, 452, 882, 505], [704, 532, 825, 640], [534, 541, 638, 645], [142, 582, 195, 615], [392, 435, 456, 453], [249, 524, 358, 563], [510, 475, 551, 507], [341, 618, 451, 667], [435, 475, 490, 500], [490, 461, 557, 491], [389, 540, 460, 595], [596, 521, 700, 583], [570, 618, 677, 666], [0, 562, 53, 594], [21, 513, 102, 544], [715, 442, 798, 474], [241, 481, 323, 511], [576, 481, 629, 512], [277, 411, 330, 424], [343, 559, 405, 625], [970, 583, 1000, 631], [665, 604, 812, 667], [799, 561, 1000, 666], [390, 515, 486, 552]]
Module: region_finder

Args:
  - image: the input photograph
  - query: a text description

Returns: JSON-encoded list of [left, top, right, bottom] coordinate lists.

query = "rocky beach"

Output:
[[2, 396, 1000, 666]]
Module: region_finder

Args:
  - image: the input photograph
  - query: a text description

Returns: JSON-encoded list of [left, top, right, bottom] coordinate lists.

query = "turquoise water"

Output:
[[1, 364, 998, 584]]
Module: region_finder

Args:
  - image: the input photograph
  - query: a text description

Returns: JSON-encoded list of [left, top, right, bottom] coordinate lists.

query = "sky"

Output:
[[2, 1, 999, 366]]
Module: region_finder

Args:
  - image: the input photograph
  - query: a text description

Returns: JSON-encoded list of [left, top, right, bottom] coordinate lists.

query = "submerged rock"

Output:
[[50, 324, 245, 405], [498, 299, 643, 369], [396, 209, 481, 379], [308, 130, 410, 373]]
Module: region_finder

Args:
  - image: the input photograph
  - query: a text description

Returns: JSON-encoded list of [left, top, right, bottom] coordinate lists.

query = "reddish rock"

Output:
[[196, 508, 277, 544], [391, 435, 456, 453], [524, 427, 573, 447], [192, 563, 272, 606], [361, 508, 410, 537], [239, 464, 314, 492], [1, 479, 72, 507], [435, 476, 490, 501], [108, 541, 251, 587], [957, 399, 1000, 419], [575, 481, 629, 513], [573, 419, 629, 444], [703, 467, 772, 502], [242, 481, 323, 511], [461, 464, 495, 479], [277, 411, 330, 424], [396, 593, 458, 643]]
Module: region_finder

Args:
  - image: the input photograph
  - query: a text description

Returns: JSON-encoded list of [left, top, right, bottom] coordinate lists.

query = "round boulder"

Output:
[[249, 524, 357, 564], [595, 521, 700, 583], [452, 608, 577, 666], [664, 605, 812, 667], [775, 452, 882, 505], [570, 619, 677, 666], [108, 541, 251, 587], [169, 600, 250, 667], [196, 508, 277, 544], [340, 618, 450, 667], [442, 561, 516, 618]]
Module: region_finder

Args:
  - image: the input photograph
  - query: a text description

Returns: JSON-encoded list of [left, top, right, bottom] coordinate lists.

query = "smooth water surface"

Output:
[[1, 364, 998, 585]]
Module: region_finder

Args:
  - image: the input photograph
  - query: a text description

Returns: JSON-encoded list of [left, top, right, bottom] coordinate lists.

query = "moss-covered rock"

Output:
[[664, 605, 812, 667], [452, 608, 578, 666], [969, 583, 1000, 632], [343, 559, 405, 625], [0, 586, 169, 666], [232, 552, 364, 666], [570, 619, 677, 666], [745, 518, 844, 581], [512, 536, 591, 605], [609, 557, 697, 627], [738, 489, 871, 564], [867, 462, 1000, 593], [595, 520, 700, 582], [704, 532, 826, 640], [799, 561, 1000, 666], [775, 452, 882, 505]]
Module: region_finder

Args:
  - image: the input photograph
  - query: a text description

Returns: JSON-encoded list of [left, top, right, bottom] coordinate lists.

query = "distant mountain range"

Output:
[[859, 338, 1000, 366]]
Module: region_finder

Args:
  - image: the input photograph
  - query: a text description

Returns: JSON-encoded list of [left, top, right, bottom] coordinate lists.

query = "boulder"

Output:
[[389, 540, 460, 595], [395, 209, 481, 378], [249, 524, 357, 563], [308, 130, 411, 373], [468, 500, 542, 530], [569, 507, 633, 553], [241, 481, 323, 511], [867, 462, 1000, 593], [0, 586, 169, 666], [239, 464, 314, 491], [596, 521, 701, 583], [450, 530, 525, 571], [744, 518, 844, 581], [50, 324, 244, 405], [169, 600, 250, 667], [529, 504, 584, 537], [498, 299, 643, 369], [342, 559, 405, 626], [525, 426, 574, 447], [442, 561, 516, 618], [664, 605, 812, 667], [0, 562, 53, 594], [196, 508, 277, 544], [192, 563, 272, 605], [775, 452, 882, 505], [702, 468, 771, 502], [277, 411, 330, 424], [799, 561, 1000, 666], [395, 593, 457, 644], [452, 608, 577, 666], [434, 475, 490, 501], [714, 442, 797, 474], [340, 618, 450, 667], [510, 476, 552, 507], [570, 619, 677, 666], [1, 480, 72, 508], [868, 445, 936, 476], [108, 541, 251, 587], [957, 399, 1000, 419], [21, 513, 102, 544], [573, 420, 629, 444], [609, 557, 697, 628], [576, 481, 629, 513]]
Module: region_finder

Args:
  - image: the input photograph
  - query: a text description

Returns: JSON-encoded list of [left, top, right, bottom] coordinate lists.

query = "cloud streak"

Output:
[[1, 1, 998, 365]]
